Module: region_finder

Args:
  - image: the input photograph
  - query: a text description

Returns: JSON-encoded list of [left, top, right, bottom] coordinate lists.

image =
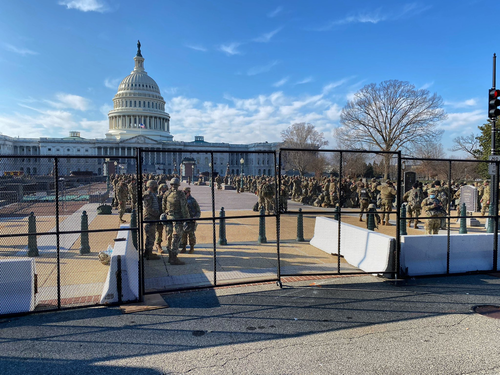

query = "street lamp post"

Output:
[[240, 158, 245, 191]]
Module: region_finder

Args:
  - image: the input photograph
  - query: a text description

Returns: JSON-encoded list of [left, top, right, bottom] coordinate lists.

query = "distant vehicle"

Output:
[[69, 171, 95, 177], [3, 171, 24, 176]]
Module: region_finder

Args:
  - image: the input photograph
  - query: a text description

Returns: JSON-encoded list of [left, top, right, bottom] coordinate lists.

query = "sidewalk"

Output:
[[1, 273, 500, 374]]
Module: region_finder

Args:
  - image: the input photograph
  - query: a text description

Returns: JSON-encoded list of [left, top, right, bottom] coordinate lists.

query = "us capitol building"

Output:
[[0, 42, 278, 178]]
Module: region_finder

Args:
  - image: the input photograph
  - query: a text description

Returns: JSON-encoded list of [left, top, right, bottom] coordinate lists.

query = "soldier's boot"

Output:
[[180, 244, 187, 253], [146, 251, 161, 260], [359, 215, 363, 222], [414, 223, 419, 229], [155, 243, 164, 254], [169, 253, 185, 265], [188, 245, 195, 254], [382, 221, 386, 226]]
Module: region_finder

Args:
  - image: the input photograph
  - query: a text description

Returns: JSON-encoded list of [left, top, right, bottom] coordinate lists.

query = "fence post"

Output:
[[258, 206, 267, 244], [296, 208, 304, 241], [218, 207, 227, 245], [27, 212, 39, 257], [334, 205, 340, 221], [80, 210, 90, 255], [400, 205, 407, 235], [130, 208, 138, 250]]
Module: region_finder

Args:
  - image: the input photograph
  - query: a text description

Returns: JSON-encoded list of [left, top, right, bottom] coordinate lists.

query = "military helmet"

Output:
[[184, 187, 191, 193], [146, 180, 157, 188], [368, 203, 376, 209], [158, 183, 167, 191], [170, 177, 180, 186], [428, 188, 437, 194], [371, 178, 377, 182]]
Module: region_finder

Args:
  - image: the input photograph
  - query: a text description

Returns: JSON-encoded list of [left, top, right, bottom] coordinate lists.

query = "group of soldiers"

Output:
[[110, 173, 200, 263]]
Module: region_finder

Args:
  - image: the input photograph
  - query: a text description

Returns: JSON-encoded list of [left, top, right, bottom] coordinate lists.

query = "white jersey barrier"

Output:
[[400, 234, 494, 276], [100, 225, 139, 304], [0, 259, 36, 315], [310, 217, 395, 273]]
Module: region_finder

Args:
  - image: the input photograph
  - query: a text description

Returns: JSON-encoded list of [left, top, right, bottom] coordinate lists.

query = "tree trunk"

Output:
[[383, 154, 391, 179]]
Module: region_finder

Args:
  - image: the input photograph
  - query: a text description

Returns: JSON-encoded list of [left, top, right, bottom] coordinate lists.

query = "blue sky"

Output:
[[0, 0, 497, 155]]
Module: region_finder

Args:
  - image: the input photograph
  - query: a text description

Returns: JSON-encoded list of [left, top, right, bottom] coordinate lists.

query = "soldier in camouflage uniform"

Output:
[[112, 175, 120, 208], [358, 183, 371, 221], [142, 180, 161, 260], [154, 183, 168, 254], [163, 177, 189, 265], [377, 180, 397, 225], [117, 181, 129, 223], [180, 187, 201, 253], [128, 178, 137, 209], [481, 180, 490, 216], [422, 188, 446, 235], [403, 183, 424, 229]]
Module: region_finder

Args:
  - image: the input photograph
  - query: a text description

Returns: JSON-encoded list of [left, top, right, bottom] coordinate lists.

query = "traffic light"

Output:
[[489, 89, 500, 118]]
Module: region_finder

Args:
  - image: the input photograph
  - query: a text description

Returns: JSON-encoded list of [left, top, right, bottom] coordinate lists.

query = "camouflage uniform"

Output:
[[181, 187, 201, 253], [405, 185, 424, 228], [154, 184, 168, 253], [117, 181, 129, 223], [128, 179, 137, 209], [422, 189, 446, 235], [163, 177, 189, 265], [481, 181, 490, 216], [143, 180, 161, 260], [377, 181, 397, 225], [358, 184, 371, 221]]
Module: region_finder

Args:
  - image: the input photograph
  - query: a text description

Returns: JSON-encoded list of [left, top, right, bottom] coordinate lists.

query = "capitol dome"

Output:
[[106, 41, 173, 141]]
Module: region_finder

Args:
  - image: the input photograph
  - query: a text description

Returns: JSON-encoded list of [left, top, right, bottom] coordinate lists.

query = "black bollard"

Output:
[[27, 212, 39, 257], [80, 210, 90, 255], [334, 205, 340, 221], [218, 207, 228, 245], [459, 203, 467, 234], [296, 208, 305, 241], [400, 205, 407, 236], [367, 208, 375, 231], [258, 206, 267, 244]]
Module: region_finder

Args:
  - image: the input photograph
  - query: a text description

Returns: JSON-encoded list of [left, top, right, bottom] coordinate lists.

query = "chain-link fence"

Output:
[[0, 155, 137, 316], [2, 149, 499, 317]]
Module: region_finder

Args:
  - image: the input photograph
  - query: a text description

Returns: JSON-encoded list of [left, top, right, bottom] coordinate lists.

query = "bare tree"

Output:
[[450, 133, 481, 159], [337, 80, 447, 178], [412, 140, 447, 180], [281, 122, 328, 176]]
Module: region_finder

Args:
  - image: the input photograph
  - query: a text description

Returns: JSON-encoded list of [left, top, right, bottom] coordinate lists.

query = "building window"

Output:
[[139, 101, 141, 107], [134, 101, 136, 107], [48, 148, 51, 151]]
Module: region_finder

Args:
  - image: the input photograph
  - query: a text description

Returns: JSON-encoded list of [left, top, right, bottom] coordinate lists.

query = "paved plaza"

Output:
[[0, 182, 494, 311]]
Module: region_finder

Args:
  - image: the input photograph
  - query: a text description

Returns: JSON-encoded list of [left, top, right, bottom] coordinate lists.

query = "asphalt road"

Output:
[[2, 274, 500, 375]]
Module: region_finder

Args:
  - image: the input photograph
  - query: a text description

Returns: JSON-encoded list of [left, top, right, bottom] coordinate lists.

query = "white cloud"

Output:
[[313, 3, 431, 31], [58, 0, 108, 12], [294, 77, 314, 85], [104, 77, 121, 89], [165, 87, 343, 145], [445, 98, 478, 108], [247, 61, 279, 76], [3, 43, 37, 56], [419, 81, 434, 90], [218, 42, 242, 56], [273, 77, 289, 87], [267, 6, 283, 18], [163, 87, 179, 95], [322, 77, 352, 94], [439, 110, 484, 131], [253, 27, 283, 43], [186, 44, 207, 52], [45, 93, 91, 111]]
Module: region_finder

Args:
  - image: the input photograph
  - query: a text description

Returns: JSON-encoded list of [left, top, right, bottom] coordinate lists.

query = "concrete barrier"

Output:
[[400, 234, 494, 276], [310, 217, 395, 273], [0, 259, 36, 315], [100, 225, 139, 304]]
